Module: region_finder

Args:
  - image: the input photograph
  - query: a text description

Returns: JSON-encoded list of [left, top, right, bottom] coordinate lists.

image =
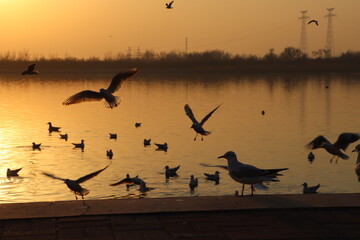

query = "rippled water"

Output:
[[0, 73, 359, 203]]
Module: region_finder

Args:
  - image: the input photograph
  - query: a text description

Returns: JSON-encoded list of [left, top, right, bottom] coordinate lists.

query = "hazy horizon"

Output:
[[1, 0, 359, 59]]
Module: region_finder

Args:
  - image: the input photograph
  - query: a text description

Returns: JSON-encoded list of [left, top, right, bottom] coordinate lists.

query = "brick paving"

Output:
[[1, 194, 360, 240]]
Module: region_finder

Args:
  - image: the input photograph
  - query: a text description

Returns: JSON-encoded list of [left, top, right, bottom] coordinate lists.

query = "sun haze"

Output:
[[0, 0, 359, 58]]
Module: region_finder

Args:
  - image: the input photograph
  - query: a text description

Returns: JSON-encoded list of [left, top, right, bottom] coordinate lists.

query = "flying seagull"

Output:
[[22, 64, 39, 75], [218, 151, 288, 196], [42, 165, 109, 200], [184, 104, 221, 141], [308, 20, 318, 26], [166, 1, 174, 9], [63, 68, 139, 108], [305, 133, 360, 163]]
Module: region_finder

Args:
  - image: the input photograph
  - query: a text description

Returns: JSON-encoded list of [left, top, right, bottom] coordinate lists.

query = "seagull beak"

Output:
[[218, 155, 225, 159]]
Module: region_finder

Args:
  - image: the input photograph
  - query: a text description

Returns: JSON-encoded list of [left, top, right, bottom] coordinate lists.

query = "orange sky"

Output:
[[0, 0, 359, 58]]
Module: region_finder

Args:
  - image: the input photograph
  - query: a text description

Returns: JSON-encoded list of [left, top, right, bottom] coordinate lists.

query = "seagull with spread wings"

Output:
[[305, 133, 360, 163], [184, 104, 221, 141], [308, 20, 318, 26], [63, 68, 138, 108], [42, 165, 109, 200], [166, 1, 174, 9]]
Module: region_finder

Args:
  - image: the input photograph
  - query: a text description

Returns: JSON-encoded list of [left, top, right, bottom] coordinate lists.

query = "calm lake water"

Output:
[[0, 72, 359, 203]]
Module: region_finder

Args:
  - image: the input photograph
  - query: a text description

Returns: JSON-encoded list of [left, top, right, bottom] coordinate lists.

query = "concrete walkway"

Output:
[[1, 193, 360, 239]]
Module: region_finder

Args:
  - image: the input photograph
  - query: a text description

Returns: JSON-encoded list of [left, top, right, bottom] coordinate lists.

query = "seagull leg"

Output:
[[75, 194, 78, 200], [251, 185, 255, 196], [335, 157, 339, 164], [194, 133, 198, 141], [330, 155, 335, 163], [241, 184, 245, 197], [201, 135, 204, 141]]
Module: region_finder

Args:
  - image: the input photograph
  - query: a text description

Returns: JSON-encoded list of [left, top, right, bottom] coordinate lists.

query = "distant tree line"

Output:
[[0, 47, 359, 74]]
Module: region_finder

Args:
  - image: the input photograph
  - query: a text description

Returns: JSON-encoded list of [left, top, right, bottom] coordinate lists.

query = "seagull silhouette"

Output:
[[22, 64, 39, 75], [60, 134, 68, 141], [166, 1, 174, 9], [47, 122, 61, 132], [305, 133, 360, 163], [155, 143, 168, 152], [189, 175, 198, 191], [302, 183, 320, 194], [218, 151, 288, 196], [106, 149, 113, 159], [308, 20, 318, 26], [63, 68, 138, 108], [204, 171, 220, 184], [7, 168, 22, 177], [32, 142, 41, 150], [351, 144, 360, 181], [165, 165, 180, 178], [143, 139, 151, 146], [42, 165, 108, 200], [184, 104, 221, 141]]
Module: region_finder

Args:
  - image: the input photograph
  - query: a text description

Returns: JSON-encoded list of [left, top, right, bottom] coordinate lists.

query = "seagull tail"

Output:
[[254, 183, 269, 190]]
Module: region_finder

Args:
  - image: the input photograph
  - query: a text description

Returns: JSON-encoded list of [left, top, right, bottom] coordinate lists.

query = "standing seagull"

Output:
[[22, 64, 39, 75], [63, 68, 139, 109], [42, 165, 108, 200], [305, 133, 360, 163], [165, 1, 174, 9], [218, 151, 288, 196], [184, 104, 221, 141], [308, 20, 319, 26]]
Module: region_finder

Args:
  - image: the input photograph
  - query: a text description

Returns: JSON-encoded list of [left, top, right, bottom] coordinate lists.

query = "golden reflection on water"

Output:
[[0, 74, 359, 203]]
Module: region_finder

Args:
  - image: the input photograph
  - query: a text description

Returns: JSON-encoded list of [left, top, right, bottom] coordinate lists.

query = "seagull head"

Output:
[[352, 144, 360, 152], [301, 183, 308, 187], [215, 171, 220, 175], [218, 151, 237, 160], [99, 88, 106, 93], [164, 166, 169, 170]]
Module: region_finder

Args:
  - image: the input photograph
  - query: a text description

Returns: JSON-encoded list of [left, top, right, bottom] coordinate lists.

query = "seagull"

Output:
[[106, 149, 113, 159], [165, 165, 180, 178], [21, 64, 38, 75], [308, 152, 315, 163], [109, 133, 117, 140], [165, 1, 174, 9], [135, 122, 141, 128], [155, 143, 168, 152], [63, 68, 139, 108], [305, 133, 360, 163], [261, 110, 265, 115], [184, 104, 221, 141], [60, 134, 68, 141], [302, 183, 320, 194], [110, 175, 152, 193], [42, 165, 108, 200], [308, 20, 318, 26], [143, 139, 151, 146], [47, 122, 61, 132], [32, 142, 41, 150], [72, 139, 84, 150], [352, 144, 360, 181], [218, 151, 288, 196], [204, 171, 220, 184], [189, 175, 198, 190], [7, 168, 22, 177]]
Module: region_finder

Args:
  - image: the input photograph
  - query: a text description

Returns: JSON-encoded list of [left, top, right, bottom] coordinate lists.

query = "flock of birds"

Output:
[[9, 65, 360, 201]]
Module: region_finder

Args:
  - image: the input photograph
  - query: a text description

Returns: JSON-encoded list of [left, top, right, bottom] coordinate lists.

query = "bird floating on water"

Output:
[[165, 165, 180, 178], [135, 122, 141, 128], [63, 68, 139, 109], [165, 1, 174, 9], [218, 151, 288, 196], [155, 142, 168, 152], [184, 104, 221, 141], [60, 134, 68, 141], [189, 175, 198, 191], [110, 174, 153, 193], [72, 139, 85, 150], [302, 182, 320, 194], [42, 165, 109, 200], [32, 142, 41, 150], [47, 122, 61, 132], [305, 133, 360, 163], [7, 168, 22, 178], [308, 19, 318, 26], [143, 139, 151, 146], [22, 64, 39, 75], [106, 149, 113, 159], [109, 133, 117, 140], [204, 171, 220, 184]]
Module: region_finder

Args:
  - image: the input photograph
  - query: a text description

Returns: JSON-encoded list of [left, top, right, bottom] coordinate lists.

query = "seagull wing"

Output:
[[184, 104, 199, 124], [333, 133, 360, 151], [168, 1, 174, 7], [42, 172, 67, 181], [110, 177, 134, 186], [199, 104, 221, 126], [304, 135, 330, 150], [76, 165, 109, 183], [62, 90, 104, 106], [106, 68, 139, 93], [28, 64, 36, 71]]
